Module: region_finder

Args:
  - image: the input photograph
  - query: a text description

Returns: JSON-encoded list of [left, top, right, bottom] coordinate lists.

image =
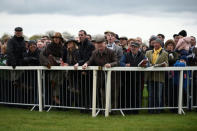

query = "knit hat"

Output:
[[149, 35, 157, 42], [28, 40, 37, 47], [155, 38, 163, 45], [180, 55, 188, 62]]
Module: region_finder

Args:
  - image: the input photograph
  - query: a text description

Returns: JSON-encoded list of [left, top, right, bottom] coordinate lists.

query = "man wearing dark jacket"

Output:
[[7, 27, 26, 67], [74, 30, 95, 112], [120, 42, 146, 114], [74, 30, 95, 67], [6, 27, 26, 101]]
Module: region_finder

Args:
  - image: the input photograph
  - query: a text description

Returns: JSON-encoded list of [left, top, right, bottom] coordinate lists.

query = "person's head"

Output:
[[78, 30, 87, 43], [180, 55, 187, 64], [41, 36, 49, 43], [115, 40, 120, 46], [128, 38, 136, 44], [153, 38, 162, 50], [52, 32, 63, 44], [164, 39, 176, 51], [14, 27, 23, 37], [66, 38, 78, 51], [1, 44, 7, 54], [28, 40, 37, 52], [130, 42, 140, 54], [149, 35, 157, 47], [94, 34, 106, 52], [119, 36, 128, 47], [178, 30, 187, 38], [106, 32, 116, 44], [173, 34, 179, 45], [136, 37, 142, 44], [157, 34, 165, 42], [86, 34, 92, 41], [2, 36, 10, 46], [142, 44, 148, 52], [191, 36, 196, 47], [37, 40, 44, 49]]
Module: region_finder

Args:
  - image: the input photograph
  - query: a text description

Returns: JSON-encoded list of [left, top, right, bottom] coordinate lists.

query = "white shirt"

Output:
[[107, 42, 115, 50]]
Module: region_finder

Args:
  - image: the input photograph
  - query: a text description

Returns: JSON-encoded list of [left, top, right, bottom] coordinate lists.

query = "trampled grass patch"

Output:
[[0, 105, 197, 131]]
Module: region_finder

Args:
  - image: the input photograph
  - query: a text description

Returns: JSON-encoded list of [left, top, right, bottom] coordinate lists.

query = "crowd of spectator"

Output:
[[0, 27, 197, 114]]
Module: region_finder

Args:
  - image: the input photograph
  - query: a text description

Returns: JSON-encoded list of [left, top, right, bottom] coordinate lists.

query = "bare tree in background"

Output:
[[29, 34, 42, 41], [45, 30, 55, 39]]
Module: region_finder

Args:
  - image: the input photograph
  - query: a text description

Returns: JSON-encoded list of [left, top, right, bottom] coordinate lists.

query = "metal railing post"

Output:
[[92, 70, 97, 117], [105, 70, 111, 117], [178, 70, 183, 114], [37, 69, 43, 112]]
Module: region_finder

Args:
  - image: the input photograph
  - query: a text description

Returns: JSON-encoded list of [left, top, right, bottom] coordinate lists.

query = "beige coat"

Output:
[[145, 49, 169, 83]]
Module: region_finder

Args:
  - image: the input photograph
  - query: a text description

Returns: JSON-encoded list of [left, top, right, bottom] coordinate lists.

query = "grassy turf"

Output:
[[0, 105, 197, 131]]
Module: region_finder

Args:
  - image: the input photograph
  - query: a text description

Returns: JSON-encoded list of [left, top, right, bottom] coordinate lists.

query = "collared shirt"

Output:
[[107, 42, 115, 50], [152, 47, 162, 64]]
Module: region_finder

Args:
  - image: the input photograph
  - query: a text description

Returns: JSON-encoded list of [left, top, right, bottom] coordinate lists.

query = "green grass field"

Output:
[[0, 105, 197, 131]]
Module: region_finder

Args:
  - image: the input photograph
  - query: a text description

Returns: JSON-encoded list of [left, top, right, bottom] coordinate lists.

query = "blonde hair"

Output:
[[67, 41, 78, 51], [1, 44, 7, 54]]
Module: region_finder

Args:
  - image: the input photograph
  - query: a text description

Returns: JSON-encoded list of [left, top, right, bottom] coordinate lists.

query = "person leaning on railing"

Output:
[[82, 34, 118, 109], [39, 32, 64, 105], [120, 42, 146, 114], [145, 38, 168, 114], [60, 38, 80, 107], [23, 40, 40, 66], [163, 39, 179, 111], [74, 30, 95, 112]]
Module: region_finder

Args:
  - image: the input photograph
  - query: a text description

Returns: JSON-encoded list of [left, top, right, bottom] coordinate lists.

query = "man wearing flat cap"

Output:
[[120, 42, 146, 114], [82, 34, 118, 108], [145, 38, 168, 114], [7, 27, 26, 67], [82, 34, 117, 68]]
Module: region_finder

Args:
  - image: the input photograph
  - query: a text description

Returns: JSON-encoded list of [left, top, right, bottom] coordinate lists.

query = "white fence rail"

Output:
[[0, 66, 196, 117]]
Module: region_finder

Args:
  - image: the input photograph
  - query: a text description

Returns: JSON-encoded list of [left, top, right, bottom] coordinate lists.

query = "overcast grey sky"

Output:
[[0, 0, 197, 41], [1, 0, 197, 15]]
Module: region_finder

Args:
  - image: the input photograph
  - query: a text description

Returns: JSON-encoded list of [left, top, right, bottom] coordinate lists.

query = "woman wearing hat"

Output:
[[164, 39, 179, 111], [62, 38, 79, 66], [61, 38, 80, 106], [164, 39, 178, 66], [40, 32, 64, 105]]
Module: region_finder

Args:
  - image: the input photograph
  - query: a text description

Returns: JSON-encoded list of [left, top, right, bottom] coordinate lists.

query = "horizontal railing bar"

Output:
[[111, 107, 188, 110], [0, 66, 99, 70], [0, 102, 38, 106], [0, 66, 196, 71], [103, 67, 197, 71]]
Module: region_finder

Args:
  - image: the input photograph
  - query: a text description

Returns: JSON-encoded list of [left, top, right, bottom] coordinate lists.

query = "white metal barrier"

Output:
[[0, 66, 196, 117], [102, 66, 197, 116], [0, 66, 40, 111]]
